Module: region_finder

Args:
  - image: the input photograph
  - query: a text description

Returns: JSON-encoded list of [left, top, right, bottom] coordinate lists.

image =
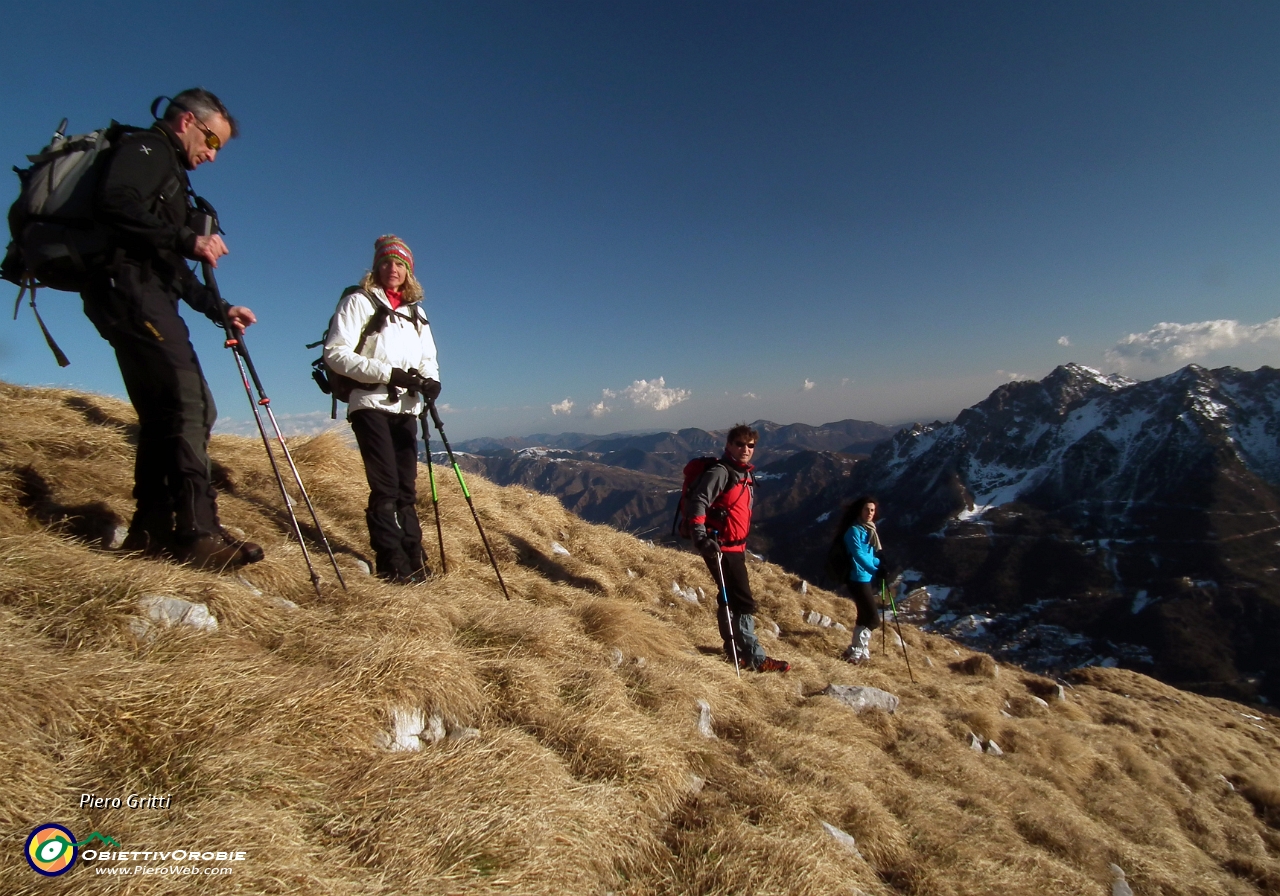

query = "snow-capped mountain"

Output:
[[855, 363, 1280, 702]]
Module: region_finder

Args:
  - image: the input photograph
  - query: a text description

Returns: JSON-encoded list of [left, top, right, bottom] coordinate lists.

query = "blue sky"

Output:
[[2, 1, 1278, 441]]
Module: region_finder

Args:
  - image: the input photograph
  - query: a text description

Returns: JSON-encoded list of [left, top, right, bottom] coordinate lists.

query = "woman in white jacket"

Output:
[[323, 235, 440, 583]]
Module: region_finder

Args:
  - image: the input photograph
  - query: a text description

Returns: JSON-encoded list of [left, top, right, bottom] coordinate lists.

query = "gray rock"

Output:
[[985, 740, 1004, 756], [379, 706, 426, 752], [355, 559, 372, 575], [608, 647, 625, 669], [551, 541, 571, 556], [130, 595, 218, 639], [106, 524, 128, 550], [969, 732, 985, 752], [672, 582, 700, 604], [820, 821, 863, 858], [1056, 684, 1067, 701], [696, 699, 716, 739], [425, 711, 447, 744], [1110, 864, 1134, 896], [821, 684, 900, 714], [797, 580, 809, 594], [448, 725, 480, 742]]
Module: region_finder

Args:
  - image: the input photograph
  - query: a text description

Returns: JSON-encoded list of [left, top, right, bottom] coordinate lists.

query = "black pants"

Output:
[[847, 580, 882, 630], [350, 408, 426, 578], [702, 550, 766, 666], [81, 264, 219, 541]]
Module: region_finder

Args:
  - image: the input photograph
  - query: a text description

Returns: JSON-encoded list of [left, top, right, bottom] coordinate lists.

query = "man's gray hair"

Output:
[[163, 88, 240, 139]]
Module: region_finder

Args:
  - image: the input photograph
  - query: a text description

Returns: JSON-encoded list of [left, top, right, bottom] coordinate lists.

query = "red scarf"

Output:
[[384, 289, 404, 310]]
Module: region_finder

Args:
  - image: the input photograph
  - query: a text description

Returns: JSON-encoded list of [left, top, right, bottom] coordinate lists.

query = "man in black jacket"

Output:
[[82, 88, 263, 570]]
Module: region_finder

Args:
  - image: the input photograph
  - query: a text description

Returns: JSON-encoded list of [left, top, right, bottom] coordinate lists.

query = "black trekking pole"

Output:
[[710, 541, 742, 679], [193, 200, 346, 598], [881, 577, 915, 683], [419, 408, 447, 574], [425, 399, 510, 600]]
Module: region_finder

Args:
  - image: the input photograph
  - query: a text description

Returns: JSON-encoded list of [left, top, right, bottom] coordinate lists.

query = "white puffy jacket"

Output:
[[322, 286, 439, 418]]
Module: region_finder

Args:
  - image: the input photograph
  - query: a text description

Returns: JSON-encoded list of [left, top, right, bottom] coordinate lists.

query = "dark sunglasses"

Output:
[[732, 440, 756, 449]]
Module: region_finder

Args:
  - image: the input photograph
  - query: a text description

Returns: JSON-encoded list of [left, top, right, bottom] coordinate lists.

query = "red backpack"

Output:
[[672, 457, 722, 539]]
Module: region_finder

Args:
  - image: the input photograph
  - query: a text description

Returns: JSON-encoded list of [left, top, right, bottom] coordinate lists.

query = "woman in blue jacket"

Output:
[[839, 495, 882, 663]]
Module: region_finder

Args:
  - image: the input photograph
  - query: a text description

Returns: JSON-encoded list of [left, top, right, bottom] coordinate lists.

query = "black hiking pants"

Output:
[[847, 580, 882, 630], [81, 263, 220, 542], [350, 408, 427, 579], [703, 550, 766, 667]]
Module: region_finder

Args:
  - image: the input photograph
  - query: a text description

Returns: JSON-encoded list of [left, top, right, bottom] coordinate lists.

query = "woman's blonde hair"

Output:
[[360, 263, 424, 305]]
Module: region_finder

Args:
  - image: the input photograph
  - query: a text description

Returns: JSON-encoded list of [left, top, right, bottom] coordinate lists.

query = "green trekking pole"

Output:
[[426, 399, 510, 600], [882, 577, 915, 683], [419, 408, 447, 574]]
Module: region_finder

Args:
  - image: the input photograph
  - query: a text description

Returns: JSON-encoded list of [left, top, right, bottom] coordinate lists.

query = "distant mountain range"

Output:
[[453, 364, 1280, 703], [849, 362, 1280, 703], [450, 418, 897, 555]]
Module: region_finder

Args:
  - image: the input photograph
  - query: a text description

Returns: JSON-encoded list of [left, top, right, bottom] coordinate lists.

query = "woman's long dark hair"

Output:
[[837, 495, 877, 534]]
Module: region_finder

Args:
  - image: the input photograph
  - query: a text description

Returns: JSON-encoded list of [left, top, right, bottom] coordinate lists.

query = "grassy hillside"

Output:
[[1, 381, 1278, 895]]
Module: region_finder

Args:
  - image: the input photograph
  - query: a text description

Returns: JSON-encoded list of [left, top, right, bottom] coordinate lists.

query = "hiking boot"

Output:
[[119, 526, 172, 557], [845, 625, 873, 664], [755, 657, 791, 673], [119, 511, 174, 557], [173, 529, 264, 571]]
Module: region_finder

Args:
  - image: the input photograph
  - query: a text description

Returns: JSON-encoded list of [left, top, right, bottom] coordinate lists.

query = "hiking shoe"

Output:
[[174, 530, 264, 571], [119, 526, 171, 557], [755, 657, 791, 673], [843, 646, 869, 665]]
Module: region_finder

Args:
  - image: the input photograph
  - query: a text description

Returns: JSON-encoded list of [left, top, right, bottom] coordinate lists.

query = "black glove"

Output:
[[389, 368, 421, 391], [421, 377, 442, 401], [695, 533, 721, 561]]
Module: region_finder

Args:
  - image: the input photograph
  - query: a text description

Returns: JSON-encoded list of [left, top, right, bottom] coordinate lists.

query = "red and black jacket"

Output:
[[687, 456, 755, 552]]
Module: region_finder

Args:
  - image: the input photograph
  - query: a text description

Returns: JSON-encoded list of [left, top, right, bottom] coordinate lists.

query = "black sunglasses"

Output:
[[732, 440, 756, 449]]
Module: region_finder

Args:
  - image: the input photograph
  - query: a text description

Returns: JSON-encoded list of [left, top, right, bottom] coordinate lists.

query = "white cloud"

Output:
[[742, 392, 758, 399], [840, 377, 851, 388], [1057, 336, 1070, 347], [1105, 316, 1280, 366], [803, 379, 815, 391], [997, 370, 1025, 380], [587, 377, 690, 417], [617, 377, 691, 411], [550, 398, 574, 415]]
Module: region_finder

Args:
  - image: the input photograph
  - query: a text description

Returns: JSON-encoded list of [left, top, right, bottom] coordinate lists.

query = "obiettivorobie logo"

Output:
[[25, 824, 249, 877], [25, 825, 119, 876]]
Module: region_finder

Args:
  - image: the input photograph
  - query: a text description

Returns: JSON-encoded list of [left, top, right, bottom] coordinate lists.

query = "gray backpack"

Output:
[[2, 119, 139, 365]]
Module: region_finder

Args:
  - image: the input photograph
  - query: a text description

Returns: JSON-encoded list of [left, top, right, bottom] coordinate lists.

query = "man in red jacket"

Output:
[[687, 423, 790, 673]]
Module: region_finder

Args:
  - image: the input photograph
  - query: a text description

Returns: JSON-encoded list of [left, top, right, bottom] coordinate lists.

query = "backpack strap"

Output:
[[12, 279, 71, 367]]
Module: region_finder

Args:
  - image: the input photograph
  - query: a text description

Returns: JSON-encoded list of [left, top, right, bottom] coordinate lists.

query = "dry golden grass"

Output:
[[1, 380, 1278, 895]]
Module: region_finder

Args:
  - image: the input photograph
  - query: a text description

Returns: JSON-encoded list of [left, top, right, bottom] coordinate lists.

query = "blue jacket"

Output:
[[843, 524, 880, 583]]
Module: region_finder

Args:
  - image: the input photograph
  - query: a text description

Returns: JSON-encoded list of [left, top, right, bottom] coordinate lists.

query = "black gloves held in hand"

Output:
[[388, 368, 442, 401], [695, 533, 721, 561], [389, 368, 420, 390]]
